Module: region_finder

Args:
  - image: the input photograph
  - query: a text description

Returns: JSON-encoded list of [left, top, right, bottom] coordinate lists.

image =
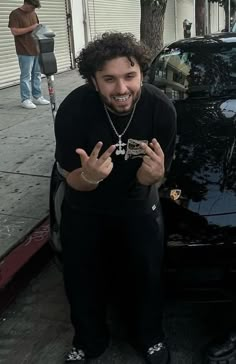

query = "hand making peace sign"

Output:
[[76, 141, 116, 183], [136, 138, 165, 186]]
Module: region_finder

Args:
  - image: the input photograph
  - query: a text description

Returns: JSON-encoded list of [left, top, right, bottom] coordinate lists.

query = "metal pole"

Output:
[[229, 0, 231, 31], [46, 75, 57, 123]]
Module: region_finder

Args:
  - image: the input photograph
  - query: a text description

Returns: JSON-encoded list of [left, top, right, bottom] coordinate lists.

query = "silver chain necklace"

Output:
[[104, 103, 137, 155]]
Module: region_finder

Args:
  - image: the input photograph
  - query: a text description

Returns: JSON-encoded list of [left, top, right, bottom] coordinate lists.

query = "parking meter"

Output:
[[183, 19, 192, 38], [32, 24, 57, 121]]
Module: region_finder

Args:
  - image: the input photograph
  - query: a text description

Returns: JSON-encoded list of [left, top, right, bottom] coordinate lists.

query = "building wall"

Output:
[[164, 0, 177, 45], [69, 0, 226, 64], [86, 0, 141, 40], [176, 0, 195, 40], [218, 4, 225, 32], [209, 2, 225, 33], [70, 0, 85, 57], [210, 2, 219, 32], [164, 0, 197, 44]]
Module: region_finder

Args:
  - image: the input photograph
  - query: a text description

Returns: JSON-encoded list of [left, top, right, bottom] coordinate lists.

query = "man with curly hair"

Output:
[[55, 32, 176, 364], [8, 0, 49, 109]]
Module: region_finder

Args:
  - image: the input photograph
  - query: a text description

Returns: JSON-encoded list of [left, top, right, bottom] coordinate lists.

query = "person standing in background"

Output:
[[8, 0, 49, 109]]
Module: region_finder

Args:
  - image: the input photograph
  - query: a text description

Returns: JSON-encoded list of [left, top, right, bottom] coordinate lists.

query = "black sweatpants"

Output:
[[60, 200, 165, 358]]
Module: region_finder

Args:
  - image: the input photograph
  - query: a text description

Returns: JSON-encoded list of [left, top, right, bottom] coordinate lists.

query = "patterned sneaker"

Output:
[[33, 96, 50, 105], [64, 347, 86, 363], [21, 99, 36, 109], [145, 342, 170, 364]]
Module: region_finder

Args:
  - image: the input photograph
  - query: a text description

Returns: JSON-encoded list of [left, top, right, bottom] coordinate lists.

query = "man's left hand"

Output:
[[136, 138, 165, 186]]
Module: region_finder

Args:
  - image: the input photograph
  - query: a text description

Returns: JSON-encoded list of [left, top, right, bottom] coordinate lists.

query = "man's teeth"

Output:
[[113, 95, 130, 101]]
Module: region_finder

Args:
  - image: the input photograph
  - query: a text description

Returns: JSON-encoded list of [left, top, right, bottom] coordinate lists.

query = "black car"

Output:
[[146, 33, 236, 291]]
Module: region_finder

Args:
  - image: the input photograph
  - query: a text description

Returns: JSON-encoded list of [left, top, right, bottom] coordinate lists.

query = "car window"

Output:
[[232, 22, 236, 32], [150, 45, 236, 100]]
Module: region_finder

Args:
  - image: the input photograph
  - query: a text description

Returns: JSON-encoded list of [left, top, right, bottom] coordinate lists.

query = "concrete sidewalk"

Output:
[[0, 70, 83, 261]]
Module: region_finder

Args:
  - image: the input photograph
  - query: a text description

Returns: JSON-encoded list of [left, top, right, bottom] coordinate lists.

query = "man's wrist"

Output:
[[80, 171, 103, 185], [137, 170, 164, 186]]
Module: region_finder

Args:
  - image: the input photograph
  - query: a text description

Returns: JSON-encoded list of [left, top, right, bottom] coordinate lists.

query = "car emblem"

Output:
[[170, 189, 182, 201]]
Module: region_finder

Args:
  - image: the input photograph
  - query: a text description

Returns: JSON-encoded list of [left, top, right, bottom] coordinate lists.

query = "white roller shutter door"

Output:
[[0, 0, 71, 88], [0, 1, 20, 88], [39, 0, 71, 73], [87, 0, 140, 40]]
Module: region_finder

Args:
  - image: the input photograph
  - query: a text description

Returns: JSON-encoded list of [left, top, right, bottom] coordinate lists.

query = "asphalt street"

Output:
[[0, 260, 235, 364]]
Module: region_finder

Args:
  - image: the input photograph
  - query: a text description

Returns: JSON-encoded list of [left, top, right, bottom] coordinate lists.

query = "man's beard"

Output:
[[98, 89, 141, 115]]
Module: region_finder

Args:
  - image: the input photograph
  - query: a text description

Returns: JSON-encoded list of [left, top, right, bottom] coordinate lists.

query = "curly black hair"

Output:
[[76, 32, 151, 85]]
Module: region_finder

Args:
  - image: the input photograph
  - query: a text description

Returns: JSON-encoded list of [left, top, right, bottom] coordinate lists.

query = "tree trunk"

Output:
[[195, 0, 206, 35], [140, 0, 167, 60], [223, 0, 229, 30]]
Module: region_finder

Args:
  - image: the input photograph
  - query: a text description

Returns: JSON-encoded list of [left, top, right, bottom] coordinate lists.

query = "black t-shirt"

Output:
[[55, 83, 176, 215]]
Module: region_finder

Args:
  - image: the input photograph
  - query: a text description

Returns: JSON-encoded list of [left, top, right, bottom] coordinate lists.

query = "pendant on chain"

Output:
[[115, 135, 126, 155]]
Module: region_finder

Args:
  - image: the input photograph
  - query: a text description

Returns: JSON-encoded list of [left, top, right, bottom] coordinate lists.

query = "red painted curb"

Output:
[[0, 218, 50, 289]]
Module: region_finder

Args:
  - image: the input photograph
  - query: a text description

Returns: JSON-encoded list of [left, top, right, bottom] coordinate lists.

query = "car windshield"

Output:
[[150, 44, 236, 100]]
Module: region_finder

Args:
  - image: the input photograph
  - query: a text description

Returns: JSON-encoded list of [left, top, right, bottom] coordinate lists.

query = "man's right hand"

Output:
[[31, 23, 39, 31], [76, 141, 116, 183], [66, 142, 116, 191]]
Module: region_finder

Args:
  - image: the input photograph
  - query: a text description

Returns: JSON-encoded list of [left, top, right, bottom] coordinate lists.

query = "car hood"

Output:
[[161, 97, 236, 246]]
